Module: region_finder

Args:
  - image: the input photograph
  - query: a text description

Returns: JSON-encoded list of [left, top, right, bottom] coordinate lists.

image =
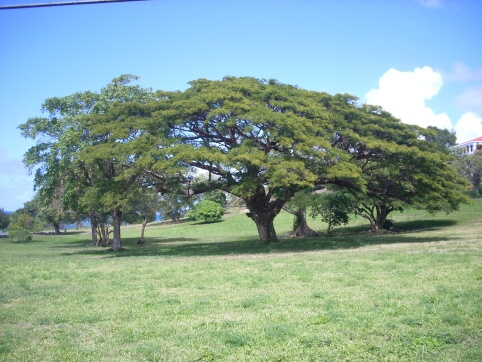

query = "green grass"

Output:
[[1, 202, 481, 361]]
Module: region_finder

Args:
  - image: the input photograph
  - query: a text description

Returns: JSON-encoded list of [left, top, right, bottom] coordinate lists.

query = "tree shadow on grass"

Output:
[[62, 219, 460, 259], [332, 219, 457, 235]]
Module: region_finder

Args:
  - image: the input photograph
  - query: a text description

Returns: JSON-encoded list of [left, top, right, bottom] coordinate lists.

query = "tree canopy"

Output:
[[20, 75, 155, 249], [323, 95, 470, 231], [20, 75, 470, 244], [143, 77, 362, 241]]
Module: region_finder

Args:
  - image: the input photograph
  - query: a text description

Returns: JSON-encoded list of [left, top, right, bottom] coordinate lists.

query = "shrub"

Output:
[[187, 200, 224, 223], [7, 213, 42, 242]]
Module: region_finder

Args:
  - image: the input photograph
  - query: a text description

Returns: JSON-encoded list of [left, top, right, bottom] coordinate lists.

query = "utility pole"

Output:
[[0, 0, 147, 10]]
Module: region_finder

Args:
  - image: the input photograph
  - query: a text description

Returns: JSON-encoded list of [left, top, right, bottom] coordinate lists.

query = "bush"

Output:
[[7, 213, 42, 242], [187, 200, 224, 223]]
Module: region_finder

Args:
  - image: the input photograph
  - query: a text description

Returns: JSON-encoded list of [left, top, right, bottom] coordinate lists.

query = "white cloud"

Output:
[[365, 66, 452, 129], [455, 86, 482, 113], [453, 112, 482, 144], [415, 0, 444, 8]]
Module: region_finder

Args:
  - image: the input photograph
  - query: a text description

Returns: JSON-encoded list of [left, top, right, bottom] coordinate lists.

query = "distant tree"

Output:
[[201, 190, 227, 207], [425, 126, 457, 154], [36, 190, 78, 235], [123, 188, 159, 244], [453, 148, 482, 197], [0, 208, 9, 231], [158, 193, 192, 222], [187, 200, 224, 223]]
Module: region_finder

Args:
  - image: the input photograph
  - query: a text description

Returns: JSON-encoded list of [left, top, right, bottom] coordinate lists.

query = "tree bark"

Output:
[[354, 204, 392, 233], [99, 223, 109, 247], [251, 214, 277, 242], [138, 218, 148, 244], [90, 213, 99, 246], [111, 208, 122, 251], [292, 208, 318, 237], [244, 186, 291, 242], [53, 223, 61, 235]]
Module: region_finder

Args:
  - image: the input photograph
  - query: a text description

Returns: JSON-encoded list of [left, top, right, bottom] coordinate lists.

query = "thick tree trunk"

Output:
[[111, 208, 122, 251], [251, 215, 277, 242], [53, 223, 61, 235], [292, 208, 318, 237], [244, 186, 291, 242], [375, 204, 392, 231]]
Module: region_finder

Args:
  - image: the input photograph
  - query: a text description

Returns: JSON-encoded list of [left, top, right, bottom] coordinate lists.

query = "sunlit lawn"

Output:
[[1, 201, 481, 361]]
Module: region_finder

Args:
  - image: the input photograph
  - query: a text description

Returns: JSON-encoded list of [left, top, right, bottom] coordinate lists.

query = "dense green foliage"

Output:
[[202, 190, 227, 207], [19, 75, 155, 249], [324, 95, 470, 231], [20, 75, 470, 243], [187, 200, 224, 223], [425, 126, 457, 154]]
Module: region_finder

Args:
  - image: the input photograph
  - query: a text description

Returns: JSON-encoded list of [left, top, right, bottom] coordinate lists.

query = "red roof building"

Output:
[[453, 136, 482, 155]]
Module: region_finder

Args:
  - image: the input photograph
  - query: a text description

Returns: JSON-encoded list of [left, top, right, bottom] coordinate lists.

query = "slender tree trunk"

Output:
[[90, 213, 99, 246], [138, 218, 148, 244], [111, 208, 122, 251], [354, 205, 380, 233]]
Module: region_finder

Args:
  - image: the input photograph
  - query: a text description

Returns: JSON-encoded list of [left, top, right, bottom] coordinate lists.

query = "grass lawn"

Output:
[[1, 201, 481, 361]]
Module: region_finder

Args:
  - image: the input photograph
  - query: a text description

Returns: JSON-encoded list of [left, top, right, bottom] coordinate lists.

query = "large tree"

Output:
[[145, 77, 362, 242], [20, 75, 154, 250], [325, 94, 470, 231]]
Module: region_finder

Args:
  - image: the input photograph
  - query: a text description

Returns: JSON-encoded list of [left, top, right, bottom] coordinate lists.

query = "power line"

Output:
[[0, 0, 147, 10]]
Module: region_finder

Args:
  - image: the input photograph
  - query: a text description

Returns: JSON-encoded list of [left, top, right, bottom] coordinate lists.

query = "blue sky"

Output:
[[1, 0, 481, 211]]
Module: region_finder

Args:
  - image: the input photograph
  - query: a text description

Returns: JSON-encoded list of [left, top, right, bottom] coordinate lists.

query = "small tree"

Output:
[[158, 193, 192, 222], [123, 188, 159, 244], [310, 189, 353, 236], [187, 200, 224, 223], [8, 212, 42, 242]]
